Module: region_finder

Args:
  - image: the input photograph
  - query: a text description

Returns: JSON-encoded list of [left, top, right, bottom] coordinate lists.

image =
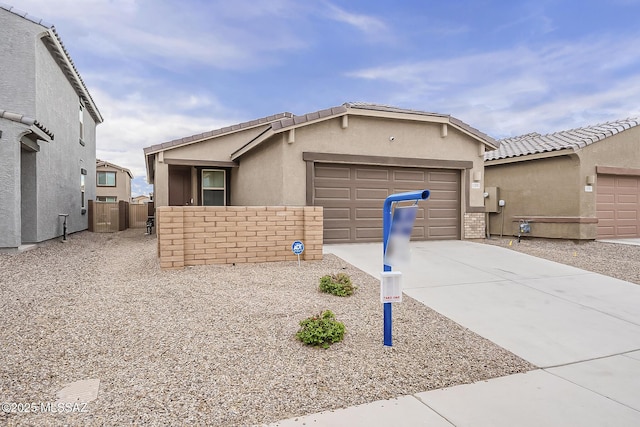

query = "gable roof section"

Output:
[[0, 3, 103, 123], [97, 159, 133, 179], [485, 117, 640, 162], [143, 112, 293, 156], [231, 102, 498, 160]]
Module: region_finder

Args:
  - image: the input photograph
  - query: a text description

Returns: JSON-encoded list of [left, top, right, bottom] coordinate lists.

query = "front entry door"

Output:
[[169, 166, 192, 206]]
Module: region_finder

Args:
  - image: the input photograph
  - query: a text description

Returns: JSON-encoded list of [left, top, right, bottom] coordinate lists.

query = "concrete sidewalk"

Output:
[[270, 241, 640, 426]]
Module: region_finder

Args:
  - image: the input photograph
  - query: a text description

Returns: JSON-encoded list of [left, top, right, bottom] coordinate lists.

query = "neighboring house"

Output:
[[485, 118, 640, 240], [145, 102, 498, 243], [0, 4, 102, 249], [132, 195, 151, 204], [95, 159, 133, 203]]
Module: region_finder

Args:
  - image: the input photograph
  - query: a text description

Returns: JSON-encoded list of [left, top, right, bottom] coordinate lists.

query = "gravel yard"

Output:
[[1, 229, 534, 426], [484, 237, 640, 285]]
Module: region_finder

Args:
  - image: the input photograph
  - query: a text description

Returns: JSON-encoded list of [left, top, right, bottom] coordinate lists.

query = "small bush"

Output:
[[319, 273, 356, 297], [296, 310, 345, 349]]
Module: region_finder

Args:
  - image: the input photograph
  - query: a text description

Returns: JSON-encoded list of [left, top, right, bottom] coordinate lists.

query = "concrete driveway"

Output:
[[272, 240, 640, 426]]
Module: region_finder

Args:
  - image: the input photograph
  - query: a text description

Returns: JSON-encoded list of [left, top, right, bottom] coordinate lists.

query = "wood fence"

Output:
[[88, 201, 152, 232]]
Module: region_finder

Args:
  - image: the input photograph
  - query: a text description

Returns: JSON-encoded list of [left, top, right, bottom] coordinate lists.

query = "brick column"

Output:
[[303, 206, 323, 261], [157, 206, 185, 269], [464, 212, 486, 239]]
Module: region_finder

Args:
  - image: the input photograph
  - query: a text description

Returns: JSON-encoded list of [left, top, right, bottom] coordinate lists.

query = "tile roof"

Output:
[[143, 112, 293, 154], [270, 102, 498, 148], [485, 117, 640, 161], [96, 159, 133, 178], [0, 3, 102, 123], [0, 109, 55, 140]]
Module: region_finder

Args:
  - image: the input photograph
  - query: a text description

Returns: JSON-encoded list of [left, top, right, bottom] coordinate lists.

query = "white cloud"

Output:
[[92, 87, 244, 180], [16, 0, 308, 70], [347, 34, 640, 137], [324, 2, 388, 35]]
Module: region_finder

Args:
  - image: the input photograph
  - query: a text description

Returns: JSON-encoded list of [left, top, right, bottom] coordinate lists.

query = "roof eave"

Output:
[[40, 29, 103, 124], [485, 148, 576, 166], [230, 128, 275, 160], [143, 113, 292, 155]]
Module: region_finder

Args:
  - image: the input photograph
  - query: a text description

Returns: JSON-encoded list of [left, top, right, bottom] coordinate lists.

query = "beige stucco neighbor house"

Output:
[[132, 194, 151, 204], [144, 102, 498, 243], [96, 159, 132, 203], [485, 117, 640, 240]]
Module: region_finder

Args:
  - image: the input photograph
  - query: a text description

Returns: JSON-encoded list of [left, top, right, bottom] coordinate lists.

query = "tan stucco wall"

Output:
[[96, 164, 131, 202], [236, 115, 487, 210], [162, 126, 269, 163], [231, 137, 284, 205], [577, 127, 640, 218], [154, 157, 169, 207], [485, 154, 583, 238]]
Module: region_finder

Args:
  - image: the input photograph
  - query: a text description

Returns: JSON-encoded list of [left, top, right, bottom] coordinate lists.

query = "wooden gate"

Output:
[[92, 202, 120, 232], [129, 204, 148, 228]]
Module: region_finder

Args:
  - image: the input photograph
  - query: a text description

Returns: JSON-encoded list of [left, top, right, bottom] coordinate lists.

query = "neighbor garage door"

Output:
[[313, 163, 460, 243], [596, 174, 640, 238]]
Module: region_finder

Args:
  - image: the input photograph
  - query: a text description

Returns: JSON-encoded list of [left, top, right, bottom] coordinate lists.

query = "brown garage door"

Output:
[[596, 174, 640, 238], [314, 163, 460, 243]]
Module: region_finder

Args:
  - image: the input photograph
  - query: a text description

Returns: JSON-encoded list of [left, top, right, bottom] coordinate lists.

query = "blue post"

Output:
[[383, 190, 430, 346]]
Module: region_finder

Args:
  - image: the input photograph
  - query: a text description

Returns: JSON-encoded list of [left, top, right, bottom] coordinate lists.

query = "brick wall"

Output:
[[464, 212, 486, 239], [156, 206, 323, 270]]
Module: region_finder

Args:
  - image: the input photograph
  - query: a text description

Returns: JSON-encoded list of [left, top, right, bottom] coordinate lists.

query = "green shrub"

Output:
[[296, 310, 345, 349], [319, 273, 356, 297]]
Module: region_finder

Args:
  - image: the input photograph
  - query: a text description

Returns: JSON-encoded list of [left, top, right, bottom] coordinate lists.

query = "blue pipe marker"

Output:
[[382, 189, 430, 346]]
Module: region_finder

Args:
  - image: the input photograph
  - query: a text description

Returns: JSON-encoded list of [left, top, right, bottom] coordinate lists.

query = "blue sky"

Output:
[[12, 0, 640, 196]]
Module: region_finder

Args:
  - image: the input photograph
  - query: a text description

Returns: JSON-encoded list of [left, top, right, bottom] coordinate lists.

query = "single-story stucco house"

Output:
[[485, 117, 640, 240], [144, 102, 498, 244]]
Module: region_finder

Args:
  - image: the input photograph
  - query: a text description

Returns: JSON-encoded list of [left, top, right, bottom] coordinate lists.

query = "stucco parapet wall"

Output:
[[156, 206, 323, 270]]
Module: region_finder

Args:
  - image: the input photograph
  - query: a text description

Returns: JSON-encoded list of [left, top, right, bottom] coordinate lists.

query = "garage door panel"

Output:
[[411, 227, 426, 239], [356, 168, 389, 180], [596, 210, 614, 219], [356, 188, 389, 200], [323, 207, 350, 220], [618, 194, 638, 204], [429, 170, 458, 180], [355, 227, 383, 239], [597, 174, 640, 238], [315, 187, 351, 200], [324, 228, 351, 241], [617, 178, 639, 188], [355, 208, 382, 219], [315, 165, 351, 179], [617, 210, 638, 220], [316, 163, 460, 243], [618, 226, 638, 236], [597, 194, 615, 204], [393, 170, 426, 182], [429, 208, 458, 219], [428, 226, 459, 239]]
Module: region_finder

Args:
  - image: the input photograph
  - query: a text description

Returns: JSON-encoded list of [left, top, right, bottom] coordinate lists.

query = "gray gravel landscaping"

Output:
[[1, 230, 536, 426], [484, 237, 640, 285]]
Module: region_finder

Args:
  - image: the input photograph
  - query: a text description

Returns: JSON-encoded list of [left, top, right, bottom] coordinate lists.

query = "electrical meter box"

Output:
[[485, 187, 500, 213]]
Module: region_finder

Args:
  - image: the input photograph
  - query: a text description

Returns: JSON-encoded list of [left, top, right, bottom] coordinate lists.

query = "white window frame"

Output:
[[96, 196, 117, 203], [97, 171, 116, 187], [80, 174, 86, 209], [79, 102, 84, 142], [202, 169, 226, 206]]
